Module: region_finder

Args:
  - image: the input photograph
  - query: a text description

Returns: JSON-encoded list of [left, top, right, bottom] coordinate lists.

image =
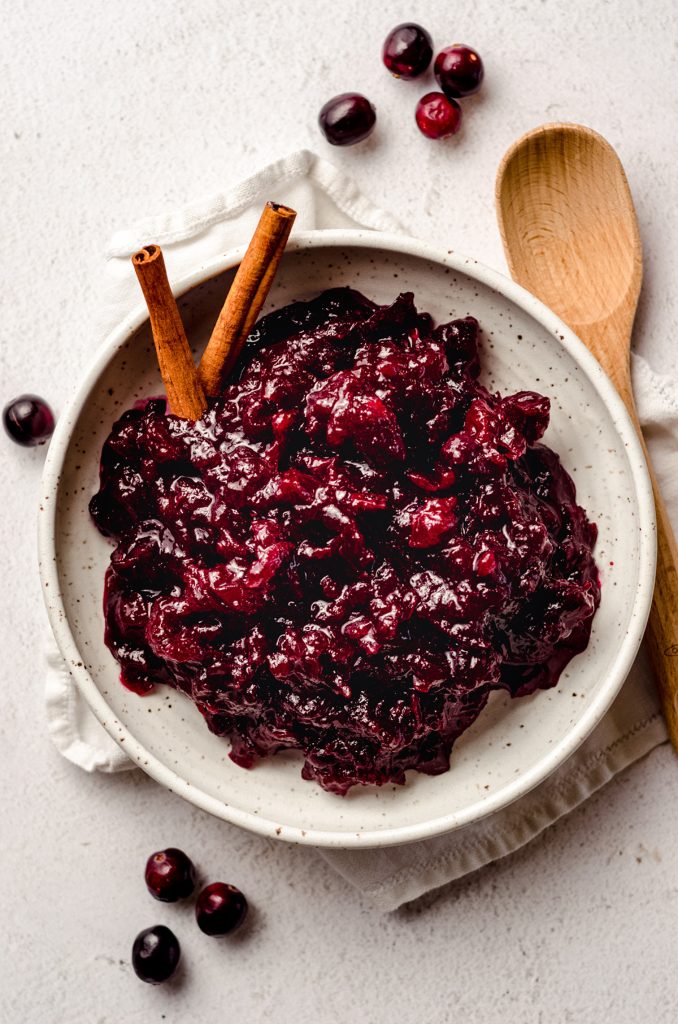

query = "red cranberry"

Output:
[[132, 925, 180, 984], [382, 23, 433, 79], [415, 92, 462, 139], [195, 882, 248, 935], [318, 93, 376, 146], [3, 394, 54, 446], [144, 848, 196, 902], [434, 44, 484, 98]]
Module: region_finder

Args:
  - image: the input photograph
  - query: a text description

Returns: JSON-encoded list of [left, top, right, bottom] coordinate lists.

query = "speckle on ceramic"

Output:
[[38, 232, 655, 849]]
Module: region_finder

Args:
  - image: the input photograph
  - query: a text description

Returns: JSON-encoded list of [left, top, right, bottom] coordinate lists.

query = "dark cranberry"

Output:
[[434, 44, 484, 98], [195, 882, 248, 935], [144, 848, 196, 902], [415, 92, 462, 139], [382, 23, 433, 79], [318, 93, 376, 146], [132, 925, 180, 984], [3, 394, 54, 446]]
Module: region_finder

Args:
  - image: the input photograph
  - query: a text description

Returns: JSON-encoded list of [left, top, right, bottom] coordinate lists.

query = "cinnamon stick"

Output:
[[197, 201, 296, 395], [132, 245, 207, 420]]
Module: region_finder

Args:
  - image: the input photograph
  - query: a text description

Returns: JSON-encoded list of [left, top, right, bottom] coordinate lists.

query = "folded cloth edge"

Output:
[[45, 643, 132, 773], [105, 149, 403, 257], [332, 713, 666, 911]]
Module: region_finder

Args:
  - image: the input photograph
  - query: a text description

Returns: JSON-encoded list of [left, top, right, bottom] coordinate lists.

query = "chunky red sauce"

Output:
[[90, 289, 599, 794]]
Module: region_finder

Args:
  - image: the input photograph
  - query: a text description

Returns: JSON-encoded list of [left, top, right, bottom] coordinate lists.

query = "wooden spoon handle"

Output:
[[583, 331, 678, 746], [636, 432, 678, 741]]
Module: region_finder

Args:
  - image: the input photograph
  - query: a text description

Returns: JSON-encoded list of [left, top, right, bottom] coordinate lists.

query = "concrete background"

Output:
[[2, 1, 677, 1020]]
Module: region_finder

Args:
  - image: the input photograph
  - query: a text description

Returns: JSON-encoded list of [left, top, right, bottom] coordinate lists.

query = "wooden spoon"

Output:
[[496, 121, 678, 748]]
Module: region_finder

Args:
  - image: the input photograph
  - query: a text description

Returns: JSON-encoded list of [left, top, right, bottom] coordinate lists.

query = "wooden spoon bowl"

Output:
[[496, 122, 678, 745]]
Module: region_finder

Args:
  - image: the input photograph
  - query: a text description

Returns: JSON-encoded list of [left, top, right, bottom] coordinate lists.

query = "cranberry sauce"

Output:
[[90, 289, 599, 794]]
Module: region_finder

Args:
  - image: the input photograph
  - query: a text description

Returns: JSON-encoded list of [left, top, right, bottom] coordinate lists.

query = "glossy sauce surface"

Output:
[[90, 289, 600, 794]]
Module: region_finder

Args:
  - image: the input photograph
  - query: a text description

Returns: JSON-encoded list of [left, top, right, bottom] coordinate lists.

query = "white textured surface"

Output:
[[2, 1, 678, 1021]]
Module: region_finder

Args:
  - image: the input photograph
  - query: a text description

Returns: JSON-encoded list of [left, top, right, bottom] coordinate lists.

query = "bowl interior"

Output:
[[45, 237, 652, 846]]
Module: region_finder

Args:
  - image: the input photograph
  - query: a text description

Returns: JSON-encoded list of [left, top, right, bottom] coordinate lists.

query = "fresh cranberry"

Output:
[[144, 848, 196, 902], [3, 394, 54, 446], [434, 44, 484, 98], [195, 882, 248, 936], [415, 92, 462, 139], [382, 23, 433, 79], [318, 93, 376, 146], [132, 925, 180, 984]]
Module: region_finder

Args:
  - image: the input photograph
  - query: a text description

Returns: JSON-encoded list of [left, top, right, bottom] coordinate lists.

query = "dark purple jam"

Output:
[[90, 289, 600, 795]]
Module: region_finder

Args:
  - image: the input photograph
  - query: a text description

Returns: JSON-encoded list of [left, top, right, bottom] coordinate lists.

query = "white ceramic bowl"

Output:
[[39, 230, 656, 849]]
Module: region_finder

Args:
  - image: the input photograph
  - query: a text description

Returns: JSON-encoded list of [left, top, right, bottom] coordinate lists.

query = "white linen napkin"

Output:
[[45, 149, 676, 911]]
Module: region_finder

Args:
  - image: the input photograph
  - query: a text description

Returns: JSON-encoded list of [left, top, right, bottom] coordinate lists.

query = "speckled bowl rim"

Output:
[[38, 229, 656, 849]]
